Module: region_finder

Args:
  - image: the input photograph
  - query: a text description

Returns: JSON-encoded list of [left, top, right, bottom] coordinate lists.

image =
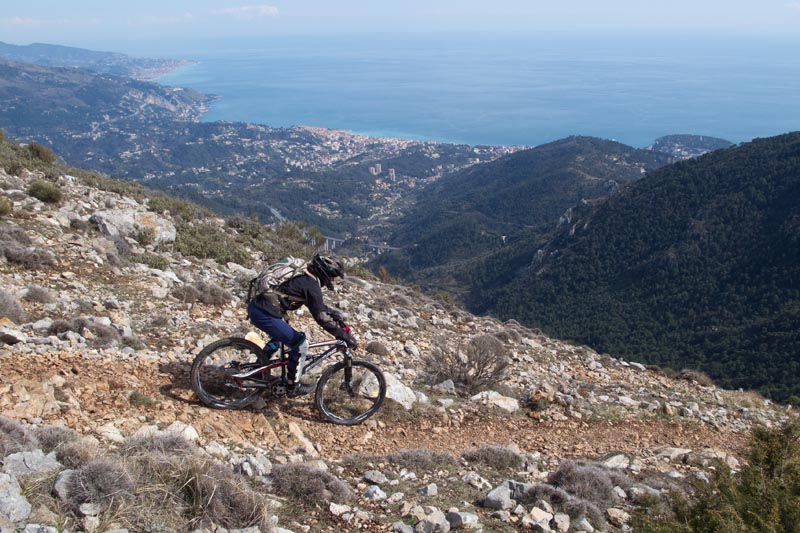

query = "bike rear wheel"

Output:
[[314, 360, 386, 425], [191, 337, 268, 409]]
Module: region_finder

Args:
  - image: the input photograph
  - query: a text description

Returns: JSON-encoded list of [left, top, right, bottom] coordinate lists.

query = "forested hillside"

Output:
[[376, 136, 673, 293], [481, 132, 800, 401]]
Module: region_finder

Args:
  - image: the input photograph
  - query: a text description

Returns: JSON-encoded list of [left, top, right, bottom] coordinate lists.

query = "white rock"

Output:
[[469, 391, 519, 413], [96, 423, 125, 444], [384, 372, 417, 410], [0, 472, 31, 523], [165, 421, 199, 442]]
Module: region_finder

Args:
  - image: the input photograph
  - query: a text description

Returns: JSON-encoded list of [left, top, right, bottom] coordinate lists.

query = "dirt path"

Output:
[[2, 350, 750, 464]]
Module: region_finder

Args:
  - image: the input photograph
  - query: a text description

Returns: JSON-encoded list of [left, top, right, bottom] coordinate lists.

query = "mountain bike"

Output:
[[190, 328, 386, 425]]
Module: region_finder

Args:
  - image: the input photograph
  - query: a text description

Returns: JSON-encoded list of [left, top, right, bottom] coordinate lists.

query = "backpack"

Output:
[[246, 256, 308, 304]]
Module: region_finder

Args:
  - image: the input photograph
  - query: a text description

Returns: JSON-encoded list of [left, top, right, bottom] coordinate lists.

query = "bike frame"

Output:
[[230, 337, 351, 386]]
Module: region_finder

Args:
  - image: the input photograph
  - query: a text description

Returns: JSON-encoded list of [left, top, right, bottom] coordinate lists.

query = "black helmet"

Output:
[[311, 253, 345, 289]]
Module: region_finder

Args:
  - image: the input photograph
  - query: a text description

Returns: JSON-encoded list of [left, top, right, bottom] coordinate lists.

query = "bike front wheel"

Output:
[[190, 337, 267, 409], [314, 360, 386, 425]]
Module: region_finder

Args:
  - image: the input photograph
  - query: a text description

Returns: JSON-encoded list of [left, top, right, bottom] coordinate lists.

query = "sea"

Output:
[[151, 32, 800, 148]]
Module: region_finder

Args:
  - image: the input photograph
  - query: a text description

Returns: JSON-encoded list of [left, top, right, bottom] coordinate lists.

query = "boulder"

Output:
[[384, 373, 417, 409], [0, 472, 31, 523], [2, 450, 61, 478]]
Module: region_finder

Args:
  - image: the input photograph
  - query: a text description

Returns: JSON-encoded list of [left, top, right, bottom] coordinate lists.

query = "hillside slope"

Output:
[[375, 136, 673, 294], [0, 141, 790, 532], [486, 132, 800, 401]]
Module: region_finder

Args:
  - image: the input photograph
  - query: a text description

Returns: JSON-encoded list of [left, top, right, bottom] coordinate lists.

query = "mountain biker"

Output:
[[247, 253, 358, 397]]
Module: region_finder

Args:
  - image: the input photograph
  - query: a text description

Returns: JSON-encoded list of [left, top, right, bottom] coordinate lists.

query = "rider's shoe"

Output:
[[286, 382, 314, 397]]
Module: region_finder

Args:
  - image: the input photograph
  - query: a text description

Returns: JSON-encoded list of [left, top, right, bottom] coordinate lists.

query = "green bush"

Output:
[[128, 391, 154, 408], [27, 179, 62, 203], [6, 162, 25, 177], [633, 420, 800, 532], [132, 252, 170, 271], [0, 197, 11, 217], [148, 195, 208, 221], [133, 225, 156, 246], [175, 223, 250, 265]]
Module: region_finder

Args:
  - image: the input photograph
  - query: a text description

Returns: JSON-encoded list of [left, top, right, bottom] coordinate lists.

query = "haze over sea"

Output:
[[155, 33, 800, 148]]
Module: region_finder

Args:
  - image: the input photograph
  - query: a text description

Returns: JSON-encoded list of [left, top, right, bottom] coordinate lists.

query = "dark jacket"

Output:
[[252, 274, 344, 336]]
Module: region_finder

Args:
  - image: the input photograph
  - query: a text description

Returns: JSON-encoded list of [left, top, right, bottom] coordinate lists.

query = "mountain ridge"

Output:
[[485, 132, 800, 401], [0, 40, 194, 79]]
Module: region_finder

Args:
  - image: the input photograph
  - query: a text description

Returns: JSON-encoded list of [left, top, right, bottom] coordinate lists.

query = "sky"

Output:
[[2, 0, 800, 53]]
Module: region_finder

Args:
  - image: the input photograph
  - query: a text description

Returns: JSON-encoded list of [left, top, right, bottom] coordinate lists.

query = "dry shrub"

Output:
[[111, 235, 132, 258], [676, 369, 715, 387], [371, 297, 392, 312], [376, 399, 448, 426], [270, 463, 355, 505], [172, 284, 202, 303], [547, 461, 615, 508], [493, 327, 522, 344], [70, 218, 91, 233], [23, 284, 55, 304], [130, 455, 273, 531], [34, 425, 80, 453], [423, 334, 510, 395], [523, 483, 605, 527], [34, 425, 96, 468], [391, 294, 414, 308], [66, 459, 134, 513], [522, 484, 571, 506], [173, 281, 231, 306], [385, 448, 457, 472], [118, 435, 274, 532], [0, 289, 28, 324], [121, 433, 195, 457], [3, 244, 58, 269], [365, 340, 391, 356], [47, 318, 120, 348], [0, 416, 37, 458], [195, 281, 232, 305], [0, 223, 57, 269], [462, 445, 523, 473], [563, 498, 606, 527], [0, 223, 31, 246]]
